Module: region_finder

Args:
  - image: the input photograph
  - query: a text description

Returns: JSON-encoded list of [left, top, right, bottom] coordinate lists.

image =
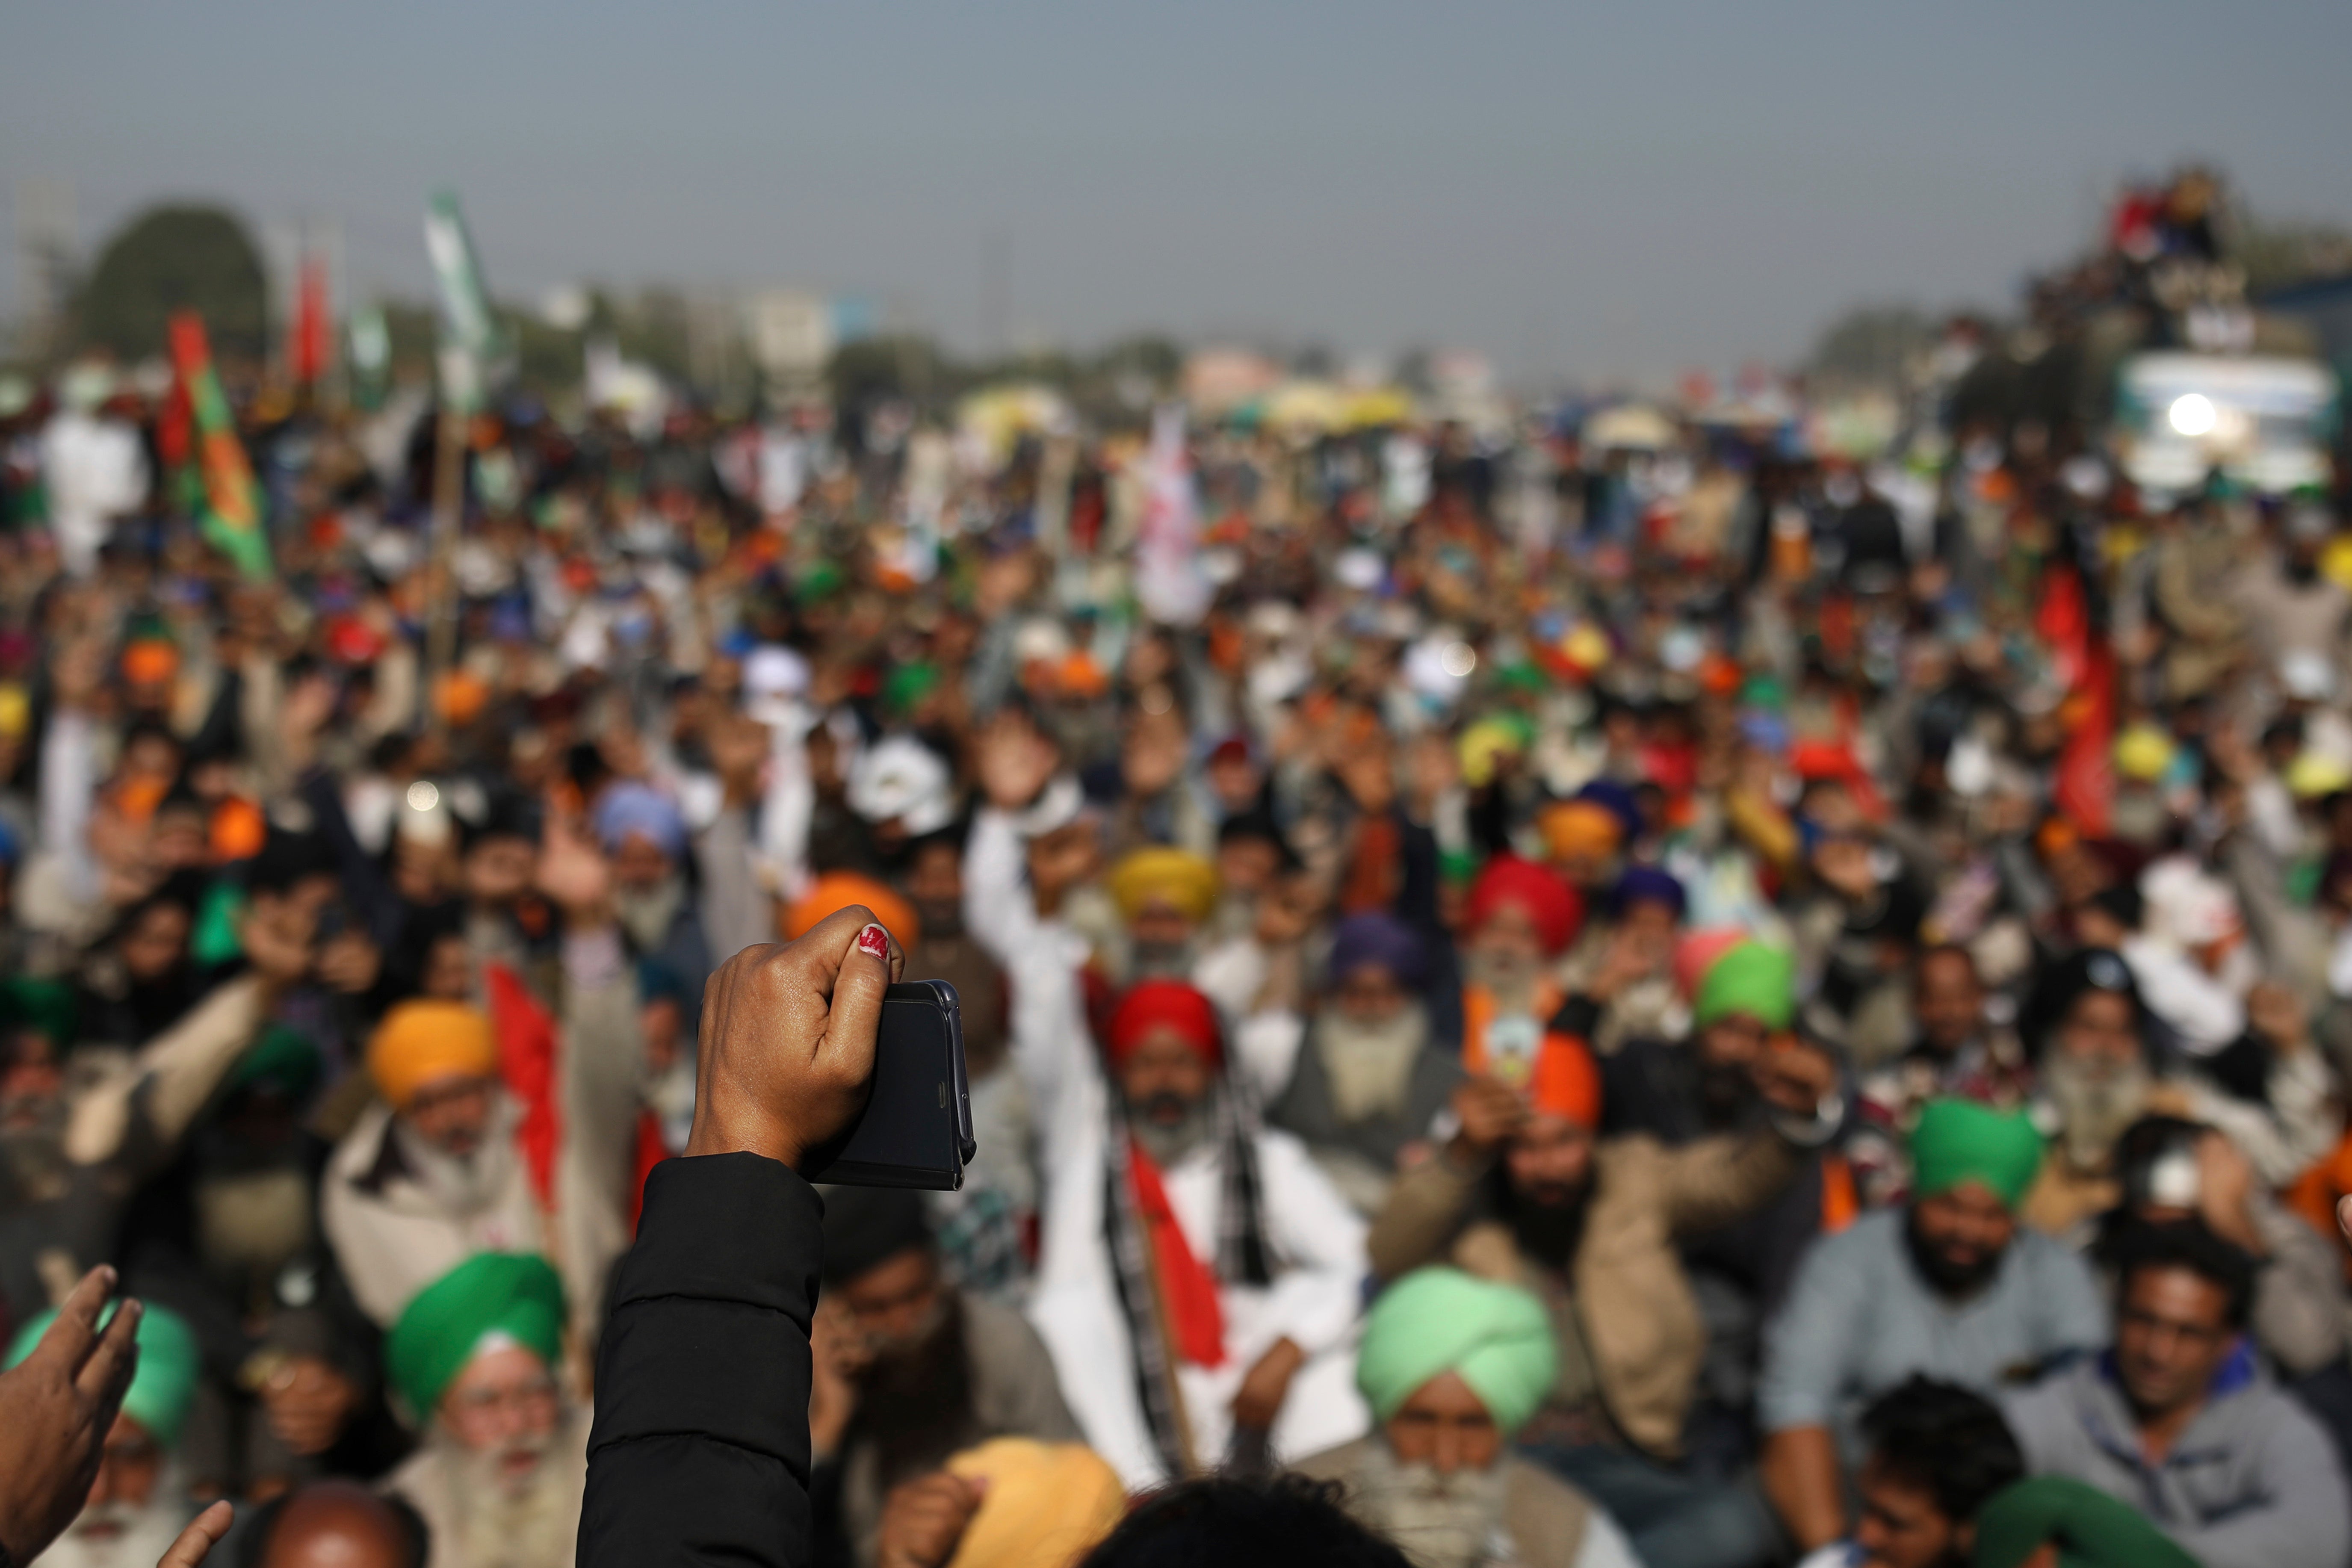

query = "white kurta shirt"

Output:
[[966, 804, 1371, 1486]]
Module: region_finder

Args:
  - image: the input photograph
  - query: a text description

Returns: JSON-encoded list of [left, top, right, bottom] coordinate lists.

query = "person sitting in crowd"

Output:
[[2088, 1115, 2346, 1383], [1792, 1376, 2025, 1568], [0, 893, 313, 1329], [1294, 1266, 1640, 1568], [2019, 946, 2334, 1238], [1454, 856, 1583, 1084], [5, 1299, 202, 1568], [1028, 977, 1371, 1488], [2002, 1221, 2352, 1568], [591, 783, 713, 1019], [322, 1003, 547, 1332], [1368, 982, 1839, 1568], [1105, 846, 1223, 987], [116, 1025, 402, 1503], [1759, 1099, 2106, 1556], [1847, 945, 2033, 1208], [1596, 940, 1856, 1468], [322, 816, 642, 1350], [1261, 912, 1461, 1216], [380, 1252, 584, 1568], [1554, 864, 1686, 1057], [809, 1187, 1080, 1567]]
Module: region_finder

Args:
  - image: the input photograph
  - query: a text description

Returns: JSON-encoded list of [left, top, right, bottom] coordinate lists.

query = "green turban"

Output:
[[0, 977, 77, 1051], [386, 1253, 565, 1418], [1971, 1477, 2198, 1568], [1357, 1268, 1558, 1436], [884, 661, 942, 719], [1693, 941, 1795, 1031], [225, 1024, 322, 1104], [1910, 1098, 2045, 1210], [6, 1302, 201, 1447]]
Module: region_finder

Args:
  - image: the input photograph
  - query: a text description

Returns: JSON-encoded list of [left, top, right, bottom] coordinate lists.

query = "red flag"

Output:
[[2036, 561, 2090, 694], [2054, 647, 2115, 837], [290, 256, 330, 385], [484, 963, 561, 1210]]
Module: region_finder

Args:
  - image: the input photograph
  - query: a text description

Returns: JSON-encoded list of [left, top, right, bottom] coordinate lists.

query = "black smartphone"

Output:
[[802, 980, 975, 1191]]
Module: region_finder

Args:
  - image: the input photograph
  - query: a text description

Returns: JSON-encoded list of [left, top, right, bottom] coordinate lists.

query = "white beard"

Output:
[[1314, 1008, 1429, 1124], [2041, 1049, 2153, 1173], [37, 1499, 189, 1568], [440, 1426, 579, 1568], [1350, 1441, 1514, 1568], [395, 1101, 518, 1219]]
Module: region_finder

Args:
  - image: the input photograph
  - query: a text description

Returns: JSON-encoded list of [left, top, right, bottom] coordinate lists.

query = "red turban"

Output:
[[1105, 980, 1222, 1068], [1464, 856, 1584, 956]]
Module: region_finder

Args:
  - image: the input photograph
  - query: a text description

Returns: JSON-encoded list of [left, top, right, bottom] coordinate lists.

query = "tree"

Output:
[[2237, 216, 2352, 299], [1807, 305, 1935, 392], [77, 205, 268, 363]]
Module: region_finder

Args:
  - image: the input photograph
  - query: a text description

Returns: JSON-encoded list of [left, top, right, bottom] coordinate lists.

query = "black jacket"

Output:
[[580, 1153, 822, 1568]]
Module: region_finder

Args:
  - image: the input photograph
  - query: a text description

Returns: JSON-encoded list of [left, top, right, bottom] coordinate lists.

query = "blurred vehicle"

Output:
[[2110, 351, 2340, 500]]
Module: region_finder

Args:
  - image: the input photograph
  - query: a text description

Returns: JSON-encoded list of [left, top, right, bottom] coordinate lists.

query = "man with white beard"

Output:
[[322, 1002, 548, 1332], [4, 1301, 202, 1568], [1262, 913, 1462, 1216], [382, 1253, 585, 1568], [1294, 1267, 1637, 1568], [2018, 948, 2336, 1239]]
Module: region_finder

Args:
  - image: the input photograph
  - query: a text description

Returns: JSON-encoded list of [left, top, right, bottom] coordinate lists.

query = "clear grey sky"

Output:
[[7, 0, 2351, 384]]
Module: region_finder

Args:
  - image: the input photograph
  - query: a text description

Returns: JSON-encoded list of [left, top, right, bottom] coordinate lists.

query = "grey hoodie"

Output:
[[2002, 1349, 2352, 1568]]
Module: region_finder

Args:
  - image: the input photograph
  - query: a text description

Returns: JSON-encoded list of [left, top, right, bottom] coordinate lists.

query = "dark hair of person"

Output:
[[1858, 1376, 2025, 1526], [2113, 1218, 2259, 1330], [1077, 1475, 1412, 1568], [245, 826, 335, 896], [236, 1484, 431, 1568]]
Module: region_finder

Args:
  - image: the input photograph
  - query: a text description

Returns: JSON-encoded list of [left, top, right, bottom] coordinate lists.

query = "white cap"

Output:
[[846, 735, 956, 836]]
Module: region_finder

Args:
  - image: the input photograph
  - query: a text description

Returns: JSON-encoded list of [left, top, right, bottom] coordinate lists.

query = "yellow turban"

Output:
[[1538, 799, 1624, 863], [1106, 847, 1220, 926], [944, 1439, 1126, 1568], [368, 1001, 498, 1110]]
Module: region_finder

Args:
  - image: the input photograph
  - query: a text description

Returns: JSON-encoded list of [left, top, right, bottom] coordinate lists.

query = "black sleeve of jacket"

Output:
[[579, 1152, 824, 1568]]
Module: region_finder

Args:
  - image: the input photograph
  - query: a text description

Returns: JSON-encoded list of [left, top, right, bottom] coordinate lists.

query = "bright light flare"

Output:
[[2168, 393, 2218, 437]]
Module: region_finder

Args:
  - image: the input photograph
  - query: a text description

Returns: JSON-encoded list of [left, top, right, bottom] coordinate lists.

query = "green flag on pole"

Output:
[[422, 191, 505, 413]]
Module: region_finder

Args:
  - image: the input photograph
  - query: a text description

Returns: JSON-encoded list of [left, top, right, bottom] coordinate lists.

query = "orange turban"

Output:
[[121, 639, 178, 687], [1527, 1033, 1601, 1126], [210, 797, 267, 863], [943, 1439, 1126, 1568], [368, 1001, 498, 1110], [1538, 800, 1624, 864], [785, 872, 921, 950], [1463, 992, 1601, 1128]]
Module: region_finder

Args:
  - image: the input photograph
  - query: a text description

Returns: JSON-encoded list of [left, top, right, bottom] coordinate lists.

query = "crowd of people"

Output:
[[1, 311, 2352, 1568]]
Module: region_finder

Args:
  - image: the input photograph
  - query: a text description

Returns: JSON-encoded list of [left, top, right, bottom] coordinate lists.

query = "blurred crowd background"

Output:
[[4, 159, 2352, 1568]]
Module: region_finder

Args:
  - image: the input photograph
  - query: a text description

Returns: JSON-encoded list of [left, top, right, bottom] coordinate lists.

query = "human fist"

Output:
[[875, 1472, 986, 1568], [1451, 1074, 1527, 1156], [684, 909, 903, 1171], [1752, 1034, 1839, 1121]]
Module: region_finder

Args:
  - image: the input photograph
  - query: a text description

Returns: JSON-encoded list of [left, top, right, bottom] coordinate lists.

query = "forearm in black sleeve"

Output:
[[579, 1153, 823, 1568]]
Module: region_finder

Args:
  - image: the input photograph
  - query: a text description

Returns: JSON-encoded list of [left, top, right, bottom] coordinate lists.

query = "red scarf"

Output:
[[1127, 1143, 1226, 1368]]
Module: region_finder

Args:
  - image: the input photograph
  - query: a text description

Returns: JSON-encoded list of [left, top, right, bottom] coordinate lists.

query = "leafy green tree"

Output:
[[77, 205, 267, 363]]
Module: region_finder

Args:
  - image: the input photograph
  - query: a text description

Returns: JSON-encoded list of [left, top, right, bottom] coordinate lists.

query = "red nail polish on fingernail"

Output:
[[857, 924, 889, 959]]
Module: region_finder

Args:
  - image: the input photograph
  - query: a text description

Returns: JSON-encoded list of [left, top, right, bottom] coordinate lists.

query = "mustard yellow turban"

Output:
[[368, 1000, 499, 1110]]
